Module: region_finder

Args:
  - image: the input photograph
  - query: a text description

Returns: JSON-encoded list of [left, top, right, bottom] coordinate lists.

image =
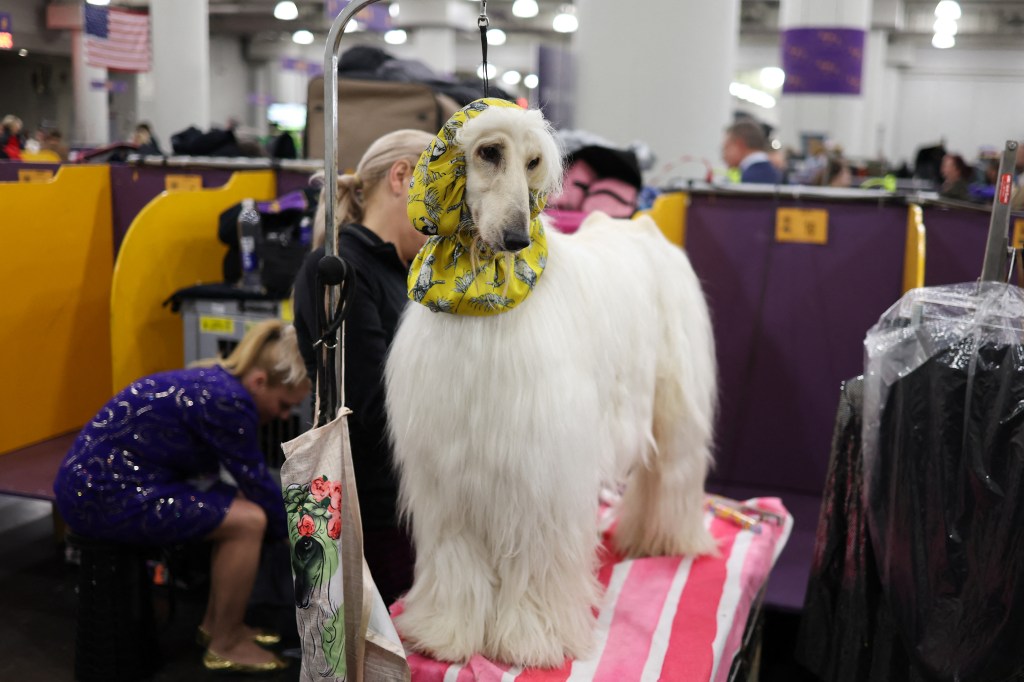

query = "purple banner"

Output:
[[781, 27, 865, 95], [280, 56, 323, 77]]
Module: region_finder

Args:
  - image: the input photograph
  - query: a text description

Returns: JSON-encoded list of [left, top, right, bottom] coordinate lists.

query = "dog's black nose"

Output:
[[503, 232, 531, 252]]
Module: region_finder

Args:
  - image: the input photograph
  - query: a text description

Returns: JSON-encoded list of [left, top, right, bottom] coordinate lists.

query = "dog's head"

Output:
[[408, 99, 562, 254], [457, 105, 562, 252]]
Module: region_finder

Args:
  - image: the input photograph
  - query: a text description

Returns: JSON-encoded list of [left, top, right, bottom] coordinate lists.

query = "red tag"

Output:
[[999, 173, 1013, 204]]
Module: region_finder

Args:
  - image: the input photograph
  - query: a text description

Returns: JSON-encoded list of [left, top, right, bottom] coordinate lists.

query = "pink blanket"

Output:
[[392, 497, 792, 682]]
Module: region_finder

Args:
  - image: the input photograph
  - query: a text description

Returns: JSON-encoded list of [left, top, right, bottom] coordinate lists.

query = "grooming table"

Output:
[[392, 497, 792, 682]]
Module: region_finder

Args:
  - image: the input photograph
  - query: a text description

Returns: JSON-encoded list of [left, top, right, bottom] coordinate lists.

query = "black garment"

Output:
[[796, 378, 930, 682], [292, 225, 409, 532], [867, 341, 1024, 682]]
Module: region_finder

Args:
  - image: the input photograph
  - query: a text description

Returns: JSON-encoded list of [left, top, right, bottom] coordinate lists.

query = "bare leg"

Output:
[[200, 498, 280, 666]]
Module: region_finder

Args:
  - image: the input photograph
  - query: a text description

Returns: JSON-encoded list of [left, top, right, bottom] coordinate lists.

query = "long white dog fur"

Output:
[[385, 106, 718, 668]]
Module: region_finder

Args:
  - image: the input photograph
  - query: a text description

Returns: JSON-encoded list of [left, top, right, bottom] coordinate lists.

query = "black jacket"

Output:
[[293, 225, 409, 529]]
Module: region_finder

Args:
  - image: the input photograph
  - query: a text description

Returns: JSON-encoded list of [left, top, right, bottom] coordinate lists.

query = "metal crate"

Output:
[[179, 297, 311, 467]]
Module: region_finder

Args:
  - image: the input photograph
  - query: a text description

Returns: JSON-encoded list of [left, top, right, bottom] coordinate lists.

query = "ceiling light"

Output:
[[389, 3, 399, 18], [476, 63, 497, 79], [86, 0, 110, 5], [729, 82, 776, 109], [292, 29, 314, 45], [934, 1, 961, 20], [274, 1, 298, 21], [486, 29, 506, 45], [523, 73, 539, 89], [552, 8, 578, 33], [932, 32, 955, 48], [502, 70, 522, 86], [344, 20, 360, 33], [384, 29, 407, 45], [512, 0, 539, 18], [933, 17, 957, 35], [759, 66, 785, 90]]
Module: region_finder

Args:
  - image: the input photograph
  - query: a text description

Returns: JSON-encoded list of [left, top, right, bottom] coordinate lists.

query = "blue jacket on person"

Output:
[[740, 154, 782, 184]]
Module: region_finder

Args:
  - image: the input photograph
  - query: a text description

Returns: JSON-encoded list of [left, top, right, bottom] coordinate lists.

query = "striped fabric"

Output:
[[393, 497, 792, 682], [84, 5, 150, 73]]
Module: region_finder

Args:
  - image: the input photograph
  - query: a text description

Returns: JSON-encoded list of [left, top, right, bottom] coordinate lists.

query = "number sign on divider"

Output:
[[776, 207, 829, 245]]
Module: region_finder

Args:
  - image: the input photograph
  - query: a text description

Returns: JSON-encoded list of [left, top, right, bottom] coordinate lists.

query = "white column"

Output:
[[573, 0, 740, 174], [777, 0, 872, 156], [71, 31, 110, 145], [397, 0, 461, 77], [147, 0, 210, 143]]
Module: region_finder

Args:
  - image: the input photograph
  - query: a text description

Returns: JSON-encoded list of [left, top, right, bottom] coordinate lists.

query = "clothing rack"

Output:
[[979, 140, 1019, 283]]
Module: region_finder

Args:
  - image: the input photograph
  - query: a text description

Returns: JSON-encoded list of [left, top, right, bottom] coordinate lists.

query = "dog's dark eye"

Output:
[[527, 157, 540, 171], [478, 145, 502, 164]]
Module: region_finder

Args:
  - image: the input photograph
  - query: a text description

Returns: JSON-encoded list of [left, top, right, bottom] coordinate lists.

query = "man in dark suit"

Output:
[[722, 120, 781, 184]]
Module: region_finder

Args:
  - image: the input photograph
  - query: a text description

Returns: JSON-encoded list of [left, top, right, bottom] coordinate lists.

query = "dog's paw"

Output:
[[614, 521, 719, 559], [394, 606, 482, 664], [485, 594, 596, 668]]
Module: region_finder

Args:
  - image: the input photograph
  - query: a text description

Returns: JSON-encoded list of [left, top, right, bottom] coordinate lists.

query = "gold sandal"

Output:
[[202, 648, 288, 673], [196, 626, 281, 648]]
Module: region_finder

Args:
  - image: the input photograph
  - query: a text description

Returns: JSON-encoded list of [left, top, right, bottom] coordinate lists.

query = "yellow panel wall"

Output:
[[0, 166, 113, 454], [634, 192, 689, 247], [110, 171, 276, 392]]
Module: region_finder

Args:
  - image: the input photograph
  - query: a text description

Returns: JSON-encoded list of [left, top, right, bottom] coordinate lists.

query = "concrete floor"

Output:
[[0, 494, 299, 682]]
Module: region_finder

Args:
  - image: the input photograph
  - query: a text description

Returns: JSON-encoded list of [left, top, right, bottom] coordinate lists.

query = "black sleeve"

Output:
[[292, 246, 325, 382], [342, 269, 392, 459]]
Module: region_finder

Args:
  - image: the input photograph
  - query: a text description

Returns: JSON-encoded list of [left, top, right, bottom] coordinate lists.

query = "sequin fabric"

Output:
[[53, 366, 287, 544]]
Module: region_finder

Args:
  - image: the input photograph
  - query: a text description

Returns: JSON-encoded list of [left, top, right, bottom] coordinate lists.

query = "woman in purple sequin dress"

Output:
[[54, 320, 310, 673]]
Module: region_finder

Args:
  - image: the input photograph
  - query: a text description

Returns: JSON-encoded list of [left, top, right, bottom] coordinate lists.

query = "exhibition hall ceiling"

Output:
[[104, 0, 1024, 42]]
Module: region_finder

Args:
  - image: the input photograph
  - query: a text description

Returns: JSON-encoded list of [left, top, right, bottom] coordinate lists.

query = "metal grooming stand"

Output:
[[317, 0, 383, 422]]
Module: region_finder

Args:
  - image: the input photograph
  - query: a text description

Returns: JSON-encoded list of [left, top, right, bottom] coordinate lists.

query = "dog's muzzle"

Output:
[[501, 211, 531, 252]]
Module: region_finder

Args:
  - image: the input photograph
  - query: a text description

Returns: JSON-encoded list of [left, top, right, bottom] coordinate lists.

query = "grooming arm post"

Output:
[[320, 0, 385, 420]]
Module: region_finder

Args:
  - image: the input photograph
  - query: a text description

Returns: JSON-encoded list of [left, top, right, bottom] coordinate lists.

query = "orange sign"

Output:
[[0, 32, 12, 50], [776, 208, 829, 245]]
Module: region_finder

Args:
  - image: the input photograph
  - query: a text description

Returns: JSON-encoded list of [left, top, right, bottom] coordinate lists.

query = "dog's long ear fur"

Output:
[[523, 109, 564, 200], [456, 106, 564, 200]]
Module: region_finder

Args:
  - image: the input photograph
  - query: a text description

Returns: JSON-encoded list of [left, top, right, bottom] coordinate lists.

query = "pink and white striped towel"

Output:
[[391, 497, 792, 682]]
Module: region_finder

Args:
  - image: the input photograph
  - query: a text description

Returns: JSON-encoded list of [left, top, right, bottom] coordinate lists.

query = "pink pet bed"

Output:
[[392, 496, 792, 681]]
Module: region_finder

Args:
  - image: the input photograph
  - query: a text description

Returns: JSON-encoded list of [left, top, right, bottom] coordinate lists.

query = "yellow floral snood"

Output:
[[406, 98, 549, 316]]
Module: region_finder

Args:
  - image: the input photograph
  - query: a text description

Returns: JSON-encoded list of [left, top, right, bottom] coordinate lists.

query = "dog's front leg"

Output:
[[395, 532, 494, 663]]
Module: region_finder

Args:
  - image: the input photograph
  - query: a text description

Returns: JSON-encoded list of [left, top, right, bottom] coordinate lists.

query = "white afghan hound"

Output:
[[385, 104, 718, 668]]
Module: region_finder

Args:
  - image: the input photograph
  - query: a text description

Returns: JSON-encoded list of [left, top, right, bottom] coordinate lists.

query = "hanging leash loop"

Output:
[[478, 0, 490, 97]]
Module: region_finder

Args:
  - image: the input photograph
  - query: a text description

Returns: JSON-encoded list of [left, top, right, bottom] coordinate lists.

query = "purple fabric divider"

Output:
[[109, 165, 235, 255], [687, 194, 907, 608], [688, 194, 905, 496], [920, 205, 993, 286], [276, 168, 315, 197], [0, 161, 61, 180], [782, 27, 865, 95]]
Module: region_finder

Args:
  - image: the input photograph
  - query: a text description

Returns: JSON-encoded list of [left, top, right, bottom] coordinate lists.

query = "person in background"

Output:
[[268, 124, 298, 159], [722, 120, 781, 184], [131, 122, 163, 155], [939, 153, 972, 201], [792, 138, 829, 185], [292, 128, 433, 605], [0, 115, 24, 160], [53, 320, 310, 674], [40, 128, 69, 161]]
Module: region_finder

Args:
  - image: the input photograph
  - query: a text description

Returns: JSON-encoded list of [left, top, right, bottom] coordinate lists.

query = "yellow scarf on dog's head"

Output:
[[406, 98, 548, 316]]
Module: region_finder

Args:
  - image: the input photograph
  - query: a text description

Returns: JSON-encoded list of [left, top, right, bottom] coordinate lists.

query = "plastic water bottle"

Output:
[[237, 198, 264, 291], [299, 215, 312, 247]]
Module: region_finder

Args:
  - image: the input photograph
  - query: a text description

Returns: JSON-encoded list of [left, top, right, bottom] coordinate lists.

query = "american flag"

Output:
[[84, 4, 150, 73]]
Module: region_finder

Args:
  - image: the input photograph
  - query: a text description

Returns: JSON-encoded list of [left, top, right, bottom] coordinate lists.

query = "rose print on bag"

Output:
[[283, 474, 345, 674]]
